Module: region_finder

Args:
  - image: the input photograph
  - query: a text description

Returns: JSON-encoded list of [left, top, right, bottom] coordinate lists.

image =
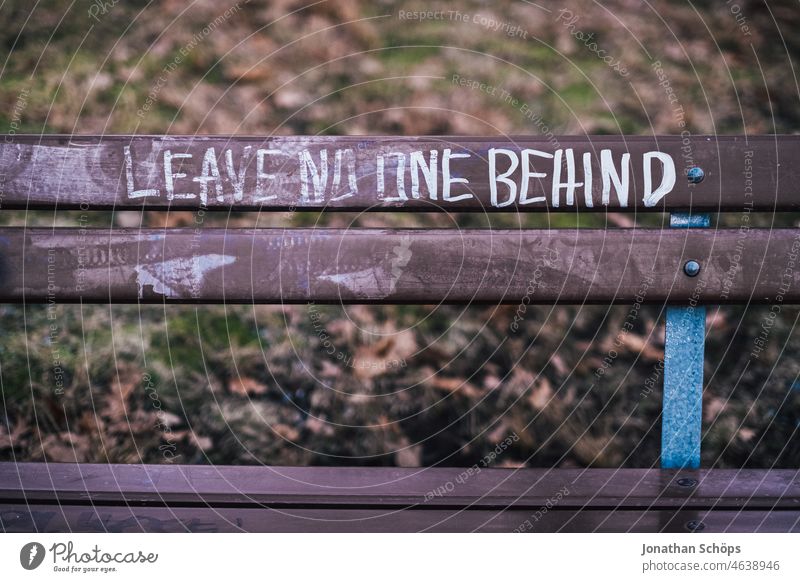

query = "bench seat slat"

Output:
[[1, 463, 797, 508], [1, 135, 797, 211], [4, 504, 798, 533], [1, 464, 797, 532], [0, 227, 798, 304]]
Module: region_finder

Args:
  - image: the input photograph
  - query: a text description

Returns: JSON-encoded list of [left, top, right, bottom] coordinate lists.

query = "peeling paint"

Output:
[[319, 267, 392, 298], [320, 240, 413, 298], [135, 254, 237, 298]]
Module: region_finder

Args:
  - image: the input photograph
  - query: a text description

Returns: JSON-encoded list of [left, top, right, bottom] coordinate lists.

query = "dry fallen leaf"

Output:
[[190, 432, 213, 451], [102, 369, 139, 422], [395, 442, 422, 467], [487, 421, 511, 444], [738, 428, 756, 442], [353, 330, 417, 380], [606, 333, 664, 362], [228, 376, 268, 396], [272, 423, 300, 441], [39, 432, 91, 462], [529, 377, 554, 410], [704, 396, 726, 422], [483, 374, 502, 391], [706, 310, 729, 332], [549, 353, 570, 377], [0, 419, 27, 450], [430, 377, 481, 399], [305, 416, 335, 437], [319, 360, 341, 377]]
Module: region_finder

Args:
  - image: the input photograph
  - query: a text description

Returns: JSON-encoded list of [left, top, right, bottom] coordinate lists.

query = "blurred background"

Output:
[[0, 0, 798, 468]]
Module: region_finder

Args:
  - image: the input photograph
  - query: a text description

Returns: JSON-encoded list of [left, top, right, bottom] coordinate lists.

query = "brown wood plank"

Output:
[[1, 135, 796, 211], [1, 463, 797, 509], [0, 227, 798, 304], [4, 464, 796, 532], [2, 505, 797, 533]]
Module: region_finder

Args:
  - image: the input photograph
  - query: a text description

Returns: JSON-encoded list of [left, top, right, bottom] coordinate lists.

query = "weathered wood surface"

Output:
[[4, 505, 798, 533], [1, 464, 797, 532], [0, 227, 798, 304], [1, 135, 796, 211], [1, 463, 797, 508]]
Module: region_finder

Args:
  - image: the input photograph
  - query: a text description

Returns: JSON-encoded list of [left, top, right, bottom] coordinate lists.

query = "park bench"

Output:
[[0, 134, 798, 532]]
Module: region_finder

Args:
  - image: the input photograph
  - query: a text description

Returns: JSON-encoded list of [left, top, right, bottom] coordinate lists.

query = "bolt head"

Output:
[[686, 520, 706, 531], [684, 260, 701, 277], [687, 166, 705, 184], [676, 477, 698, 488]]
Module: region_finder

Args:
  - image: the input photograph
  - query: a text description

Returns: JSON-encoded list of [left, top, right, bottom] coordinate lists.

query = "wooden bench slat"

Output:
[[1, 227, 798, 304], [1, 464, 797, 532], [4, 504, 798, 533], [2, 463, 797, 508], [1, 135, 797, 211]]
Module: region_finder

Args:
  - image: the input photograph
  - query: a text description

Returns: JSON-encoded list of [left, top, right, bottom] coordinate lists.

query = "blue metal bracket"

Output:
[[661, 212, 710, 469]]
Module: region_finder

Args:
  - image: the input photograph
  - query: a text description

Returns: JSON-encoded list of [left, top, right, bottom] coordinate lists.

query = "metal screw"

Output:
[[687, 167, 705, 184], [686, 520, 705, 532], [676, 477, 698, 488], [684, 260, 701, 277]]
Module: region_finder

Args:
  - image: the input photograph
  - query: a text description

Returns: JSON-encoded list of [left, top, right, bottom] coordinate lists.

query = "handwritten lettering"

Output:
[[123, 145, 677, 208]]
